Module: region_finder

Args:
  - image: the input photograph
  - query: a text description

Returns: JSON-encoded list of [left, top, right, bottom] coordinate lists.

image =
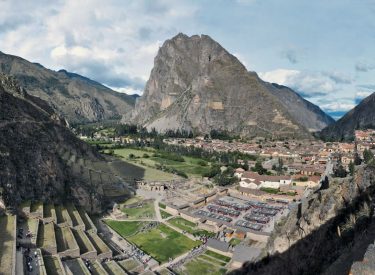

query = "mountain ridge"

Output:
[[320, 92, 375, 140]]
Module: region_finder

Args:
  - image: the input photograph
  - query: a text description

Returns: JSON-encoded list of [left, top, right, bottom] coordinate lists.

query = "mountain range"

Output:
[[0, 34, 336, 138], [125, 33, 334, 138], [0, 51, 136, 125]]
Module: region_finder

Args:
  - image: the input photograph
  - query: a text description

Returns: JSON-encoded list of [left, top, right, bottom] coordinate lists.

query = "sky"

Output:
[[1, 0, 375, 119]]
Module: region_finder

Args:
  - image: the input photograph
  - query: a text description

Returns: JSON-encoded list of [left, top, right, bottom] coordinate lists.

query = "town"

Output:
[[1, 129, 375, 275]]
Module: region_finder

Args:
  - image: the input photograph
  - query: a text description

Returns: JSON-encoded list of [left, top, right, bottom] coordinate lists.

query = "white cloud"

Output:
[[0, 0, 199, 93], [259, 69, 351, 97], [319, 102, 356, 112]]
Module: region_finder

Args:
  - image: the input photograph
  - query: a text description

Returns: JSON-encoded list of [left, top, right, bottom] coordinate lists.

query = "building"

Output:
[[240, 172, 291, 190]]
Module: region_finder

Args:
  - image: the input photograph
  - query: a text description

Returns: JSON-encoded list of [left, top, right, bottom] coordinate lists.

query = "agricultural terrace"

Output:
[[65, 258, 91, 275], [66, 204, 85, 228], [37, 222, 56, 251], [43, 204, 57, 221], [102, 261, 125, 275], [78, 208, 96, 232], [72, 229, 95, 254], [30, 201, 43, 214], [86, 232, 111, 255], [0, 215, 16, 275], [112, 147, 211, 179], [91, 260, 108, 275], [106, 221, 200, 263], [43, 256, 65, 275], [55, 226, 78, 252], [168, 217, 215, 237]]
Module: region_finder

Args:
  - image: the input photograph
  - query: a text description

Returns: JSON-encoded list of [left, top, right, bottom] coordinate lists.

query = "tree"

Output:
[[334, 165, 347, 178], [253, 161, 267, 175], [349, 161, 355, 176], [354, 153, 362, 165], [363, 149, 374, 164]]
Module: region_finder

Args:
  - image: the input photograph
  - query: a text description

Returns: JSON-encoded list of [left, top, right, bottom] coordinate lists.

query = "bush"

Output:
[[197, 160, 208, 166]]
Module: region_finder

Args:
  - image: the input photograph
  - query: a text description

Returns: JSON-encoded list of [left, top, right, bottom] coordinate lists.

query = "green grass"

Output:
[[204, 250, 231, 263], [113, 148, 211, 178], [121, 201, 155, 219], [229, 238, 242, 246], [168, 217, 214, 237], [128, 224, 201, 263], [179, 258, 227, 275], [160, 210, 172, 219], [104, 220, 143, 237], [197, 255, 227, 266], [168, 217, 196, 233], [159, 202, 166, 209]]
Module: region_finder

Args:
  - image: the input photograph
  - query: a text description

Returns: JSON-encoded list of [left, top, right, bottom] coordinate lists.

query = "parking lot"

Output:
[[193, 196, 289, 233]]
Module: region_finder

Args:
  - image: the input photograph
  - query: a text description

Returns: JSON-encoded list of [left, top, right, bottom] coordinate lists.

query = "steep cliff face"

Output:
[[320, 92, 375, 140], [0, 51, 136, 124], [231, 164, 375, 275], [0, 74, 130, 213], [127, 33, 333, 138]]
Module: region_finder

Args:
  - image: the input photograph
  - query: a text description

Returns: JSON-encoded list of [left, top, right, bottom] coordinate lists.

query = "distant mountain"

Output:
[[0, 74, 130, 212], [0, 51, 136, 124], [320, 92, 375, 140], [125, 33, 334, 138]]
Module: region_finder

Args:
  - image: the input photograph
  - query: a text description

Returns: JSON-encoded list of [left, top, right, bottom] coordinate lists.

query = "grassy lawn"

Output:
[[204, 250, 231, 263], [168, 217, 215, 237], [128, 224, 201, 263], [168, 217, 196, 233], [112, 148, 211, 178], [178, 258, 227, 275], [121, 201, 155, 219], [197, 255, 227, 266], [104, 220, 144, 237], [160, 210, 172, 219]]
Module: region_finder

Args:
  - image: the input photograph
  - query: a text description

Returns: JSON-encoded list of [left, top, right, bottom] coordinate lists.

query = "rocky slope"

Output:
[[231, 164, 375, 275], [126, 33, 334, 138], [320, 92, 375, 141], [0, 51, 136, 124], [0, 74, 131, 213]]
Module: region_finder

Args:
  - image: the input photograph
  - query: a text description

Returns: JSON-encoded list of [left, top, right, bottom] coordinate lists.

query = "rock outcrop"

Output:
[[0, 74, 131, 213], [0, 51, 136, 124], [126, 33, 334, 138], [320, 92, 375, 141]]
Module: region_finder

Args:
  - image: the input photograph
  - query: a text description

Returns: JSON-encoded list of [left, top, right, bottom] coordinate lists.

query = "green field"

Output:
[[168, 217, 214, 237], [127, 224, 201, 263], [160, 210, 172, 219], [112, 148, 211, 178], [178, 257, 227, 275], [121, 201, 155, 219], [204, 250, 231, 263], [104, 220, 143, 237]]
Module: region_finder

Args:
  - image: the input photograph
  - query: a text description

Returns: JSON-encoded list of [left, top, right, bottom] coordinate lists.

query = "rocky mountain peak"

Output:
[[126, 33, 333, 138]]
